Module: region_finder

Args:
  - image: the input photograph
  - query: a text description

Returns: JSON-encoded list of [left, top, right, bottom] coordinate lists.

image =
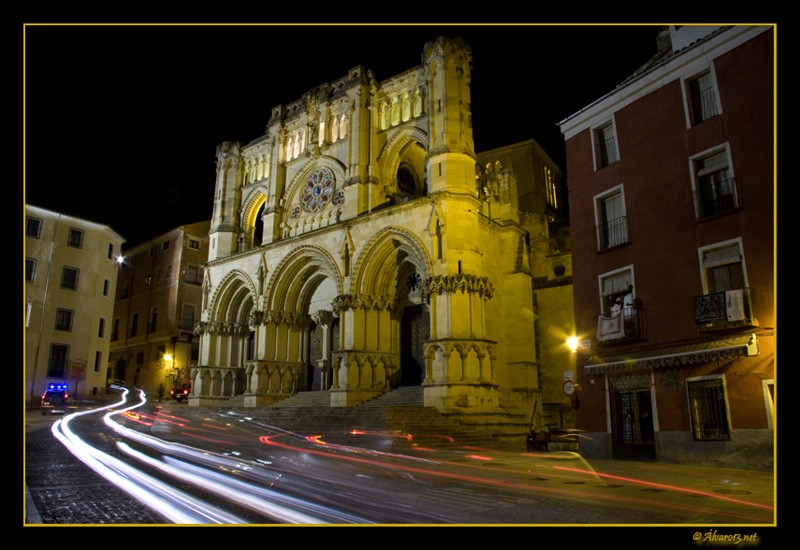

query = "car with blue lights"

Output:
[[40, 383, 71, 415]]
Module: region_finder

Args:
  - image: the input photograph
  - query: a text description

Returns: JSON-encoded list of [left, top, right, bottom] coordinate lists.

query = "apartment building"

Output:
[[109, 222, 211, 398], [558, 25, 775, 468], [25, 204, 125, 405]]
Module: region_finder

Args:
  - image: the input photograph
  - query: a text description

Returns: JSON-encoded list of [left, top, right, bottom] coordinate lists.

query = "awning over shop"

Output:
[[584, 333, 758, 373]]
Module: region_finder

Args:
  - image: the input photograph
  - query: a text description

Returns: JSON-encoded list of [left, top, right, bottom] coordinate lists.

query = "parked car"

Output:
[[170, 383, 191, 402], [41, 383, 71, 415]]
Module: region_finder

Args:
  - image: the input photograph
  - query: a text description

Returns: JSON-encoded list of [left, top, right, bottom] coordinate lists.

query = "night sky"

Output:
[[23, 23, 662, 246]]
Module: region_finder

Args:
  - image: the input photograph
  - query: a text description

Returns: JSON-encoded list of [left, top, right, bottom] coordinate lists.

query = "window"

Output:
[[188, 239, 201, 250], [687, 377, 730, 441], [149, 245, 156, 257], [67, 228, 84, 248], [544, 166, 558, 212], [597, 267, 638, 341], [149, 308, 158, 333], [119, 281, 130, 299], [98, 318, 106, 338], [61, 267, 79, 290], [103, 279, 110, 296], [162, 240, 170, 252], [47, 344, 69, 378], [687, 71, 720, 125], [94, 351, 102, 373], [130, 313, 139, 337], [692, 148, 737, 218], [166, 264, 173, 279], [700, 240, 746, 294], [26, 258, 36, 282], [180, 303, 196, 330], [600, 269, 634, 317], [593, 121, 619, 169], [695, 240, 750, 326], [112, 319, 119, 341], [595, 187, 628, 250], [26, 216, 43, 238], [107, 243, 114, 260], [184, 265, 201, 285], [145, 273, 152, 286], [55, 308, 74, 331]]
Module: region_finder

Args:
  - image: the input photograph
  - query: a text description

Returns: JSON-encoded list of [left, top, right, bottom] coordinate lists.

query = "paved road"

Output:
[[23, 403, 780, 536], [25, 415, 165, 525]]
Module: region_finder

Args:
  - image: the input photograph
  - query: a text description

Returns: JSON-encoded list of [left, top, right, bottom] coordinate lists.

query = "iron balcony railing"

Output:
[[596, 216, 629, 251], [594, 135, 619, 168], [694, 288, 754, 329], [596, 306, 644, 343], [695, 177, 741, 219]]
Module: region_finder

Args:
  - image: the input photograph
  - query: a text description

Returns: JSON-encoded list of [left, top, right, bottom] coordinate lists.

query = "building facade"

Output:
[[558, 26, 775, 468], [476, 140, 576, 428], [25, 204, 125, 406], [109, 222, 211, 398], [190, 36, 574, 431]]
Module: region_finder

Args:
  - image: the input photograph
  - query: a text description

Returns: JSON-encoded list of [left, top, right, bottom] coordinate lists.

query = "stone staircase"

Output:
[[196, 386, 532, 451]]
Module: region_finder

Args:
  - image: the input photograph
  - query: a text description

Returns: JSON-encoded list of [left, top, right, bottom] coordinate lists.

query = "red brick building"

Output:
[[558, 25, 775, 469]]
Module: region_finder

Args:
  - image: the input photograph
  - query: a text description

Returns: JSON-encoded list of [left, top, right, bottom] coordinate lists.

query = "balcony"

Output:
[[596, 306, 644, 344], [694, 288, 757, 330], [695, 177, 741, 219], [596, 216, 629, 251]]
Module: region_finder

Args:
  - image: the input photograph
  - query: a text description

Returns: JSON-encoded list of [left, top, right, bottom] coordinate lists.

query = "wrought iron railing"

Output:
[[694, 288, 753, 328], [596, 216, 629, 250], [695, 177, 741, 218]]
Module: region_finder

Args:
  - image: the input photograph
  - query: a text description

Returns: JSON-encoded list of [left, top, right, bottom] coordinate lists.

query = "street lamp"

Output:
[[567, 336, 579, 353]]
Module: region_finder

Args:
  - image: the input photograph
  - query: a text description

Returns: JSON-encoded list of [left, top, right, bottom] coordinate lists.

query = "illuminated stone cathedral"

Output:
[[190, 36, 573, 430]]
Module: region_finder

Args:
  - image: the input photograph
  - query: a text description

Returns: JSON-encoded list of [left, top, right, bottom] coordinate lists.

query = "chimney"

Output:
[[656, 26, 672, 54]]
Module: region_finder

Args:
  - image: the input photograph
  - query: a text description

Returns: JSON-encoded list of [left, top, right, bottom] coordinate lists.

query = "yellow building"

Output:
[[109, 222, 211, 398], [192, 37, 574, 433], [25, 204, 125, 406]]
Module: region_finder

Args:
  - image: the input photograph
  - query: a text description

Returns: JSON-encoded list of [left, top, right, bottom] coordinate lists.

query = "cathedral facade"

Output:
[[190, 37, 568, 421]]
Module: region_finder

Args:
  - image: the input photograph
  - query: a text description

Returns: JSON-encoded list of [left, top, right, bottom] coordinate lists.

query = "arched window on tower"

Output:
[[401, 91, 411, 122], [391, 96, 400, 126], [253, 203, 265, 247], [380, 101, 389, 130]]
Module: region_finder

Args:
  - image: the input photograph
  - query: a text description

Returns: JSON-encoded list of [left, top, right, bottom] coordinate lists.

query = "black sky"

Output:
[[23, 23, 661, 246]]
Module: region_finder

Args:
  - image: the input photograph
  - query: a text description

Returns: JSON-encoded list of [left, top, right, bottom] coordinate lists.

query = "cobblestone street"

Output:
[[24, 419, 164, 525]]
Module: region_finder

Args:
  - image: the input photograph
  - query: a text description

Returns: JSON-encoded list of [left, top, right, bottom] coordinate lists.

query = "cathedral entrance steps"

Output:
[[185, 386, 533, 451], [269, 390, 333, 408], [358, 385, 424, 408]]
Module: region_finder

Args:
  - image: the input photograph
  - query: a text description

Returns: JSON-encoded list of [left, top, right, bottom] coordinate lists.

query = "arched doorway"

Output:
[[397, 267, 429, 387], [400, 303, 427, 385]]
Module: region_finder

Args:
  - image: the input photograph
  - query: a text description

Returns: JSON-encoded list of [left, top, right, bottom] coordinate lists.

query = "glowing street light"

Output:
[[567, 336, 579, 353]]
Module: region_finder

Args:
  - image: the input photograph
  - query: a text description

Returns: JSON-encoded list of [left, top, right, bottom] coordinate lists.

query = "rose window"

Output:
[[301, 168, 335, 213]]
